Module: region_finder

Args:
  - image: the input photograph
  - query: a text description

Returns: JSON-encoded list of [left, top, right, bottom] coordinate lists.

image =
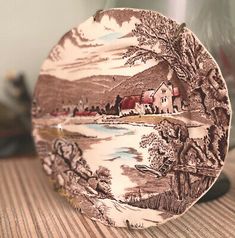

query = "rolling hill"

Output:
[[34, 62, 188, 116]]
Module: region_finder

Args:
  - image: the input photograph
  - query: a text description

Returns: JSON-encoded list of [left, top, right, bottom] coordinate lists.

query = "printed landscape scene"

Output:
[[32, 9, 231, 228]]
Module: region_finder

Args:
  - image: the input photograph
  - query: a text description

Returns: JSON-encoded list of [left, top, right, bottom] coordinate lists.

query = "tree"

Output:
[[46, 139, 114, 199], [72, 107, 79, 117], [90, 105, 95, 112], [123, 11, 208, 86], [105, 103, 111, 114], [101, 108, 106, 115], [138, 119, 218, 200], [114, 95, 122, 115], [95, 106, 101, 115], [94, 166, 113, 198], [52, 139, 92, 180], [123, 11, 229, 124]]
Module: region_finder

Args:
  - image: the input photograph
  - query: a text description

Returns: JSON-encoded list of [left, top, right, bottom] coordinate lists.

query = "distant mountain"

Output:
[[34, 74, 128, 115], [108, 62, 188, 99], [35, 62, 188, 116]]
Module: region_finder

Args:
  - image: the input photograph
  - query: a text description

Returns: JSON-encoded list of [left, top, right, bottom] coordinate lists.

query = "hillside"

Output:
[[34, 62, 188, 116], [34, 74, 128, 115], [108, 61, 188, 99]]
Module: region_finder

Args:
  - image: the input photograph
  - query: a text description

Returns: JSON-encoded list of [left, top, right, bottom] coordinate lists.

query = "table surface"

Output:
[[0, 150, 235, 238]]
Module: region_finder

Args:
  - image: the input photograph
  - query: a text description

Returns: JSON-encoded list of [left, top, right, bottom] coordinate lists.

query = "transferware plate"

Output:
[[32, 8, 231, 228]]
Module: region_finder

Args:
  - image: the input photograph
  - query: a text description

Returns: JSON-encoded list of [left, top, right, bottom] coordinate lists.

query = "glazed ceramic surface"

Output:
[[32, 8, 231, 228]]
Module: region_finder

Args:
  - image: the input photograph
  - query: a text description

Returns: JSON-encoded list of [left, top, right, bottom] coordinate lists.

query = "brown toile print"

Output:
[[32, 8, 231, 229]]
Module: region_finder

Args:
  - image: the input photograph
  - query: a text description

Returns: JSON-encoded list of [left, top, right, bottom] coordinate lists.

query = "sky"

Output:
[[40, 10, 158, 80]]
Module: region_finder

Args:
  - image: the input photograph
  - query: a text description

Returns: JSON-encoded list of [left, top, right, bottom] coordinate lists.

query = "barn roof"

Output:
[[120, 95, 141, 110], [140, 90, 155, 104]]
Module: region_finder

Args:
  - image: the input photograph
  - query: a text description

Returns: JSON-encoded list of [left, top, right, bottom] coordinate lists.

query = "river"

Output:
[[64, 123, 153, 199], [63, 122, 208, 199]]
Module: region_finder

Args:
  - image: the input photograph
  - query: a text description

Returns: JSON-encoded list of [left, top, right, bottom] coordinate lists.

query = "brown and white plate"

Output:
[[32, 8, 231, 228]]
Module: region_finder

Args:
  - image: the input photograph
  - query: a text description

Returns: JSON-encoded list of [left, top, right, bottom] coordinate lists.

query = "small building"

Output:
[[120, 95, 141, 116], [152, 82, 173, 114], [119, 81, 182, 116], [140, 89, 155, 114]]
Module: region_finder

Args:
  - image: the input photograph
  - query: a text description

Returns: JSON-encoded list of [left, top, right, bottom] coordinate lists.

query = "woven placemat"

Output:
[[0, 152, 235, 238]]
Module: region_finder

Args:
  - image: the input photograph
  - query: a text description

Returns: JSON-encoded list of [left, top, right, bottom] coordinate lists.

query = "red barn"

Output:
[[120, 95, 141, 116], [140, 90, 155, 104], [119, 84, 182, 116]]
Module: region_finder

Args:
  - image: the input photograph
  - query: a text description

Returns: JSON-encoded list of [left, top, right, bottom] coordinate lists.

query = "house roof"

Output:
[[154, 81, 172, 93], [120, 81, 180, 110], [140, 90, 155, 104], [120, 95, 141, 110]]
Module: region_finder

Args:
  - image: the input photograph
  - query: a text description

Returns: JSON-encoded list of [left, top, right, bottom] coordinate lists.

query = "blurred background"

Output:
[[0, 0, 235, 157]]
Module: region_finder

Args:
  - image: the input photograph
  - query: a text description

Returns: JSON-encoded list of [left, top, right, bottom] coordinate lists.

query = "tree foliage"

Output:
[[124, 10, 230, 123], [123, 11, 209, 86]]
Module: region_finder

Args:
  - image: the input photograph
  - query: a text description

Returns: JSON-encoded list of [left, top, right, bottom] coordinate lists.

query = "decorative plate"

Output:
[[32, 8, 231, 229]]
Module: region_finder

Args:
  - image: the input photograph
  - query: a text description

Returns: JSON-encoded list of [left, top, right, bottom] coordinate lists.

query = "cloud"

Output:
[[77, 15, 139, 42], [41, 10, 157, 80], [98, 32, 123, 42]]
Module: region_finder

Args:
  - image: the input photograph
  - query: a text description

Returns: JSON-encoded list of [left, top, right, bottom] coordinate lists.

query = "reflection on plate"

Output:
[[32, 8, 231, 228]]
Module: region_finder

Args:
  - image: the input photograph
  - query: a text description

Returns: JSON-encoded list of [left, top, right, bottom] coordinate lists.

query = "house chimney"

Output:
[[167, 81, 173, 91], [173, 87, 180, 96]]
